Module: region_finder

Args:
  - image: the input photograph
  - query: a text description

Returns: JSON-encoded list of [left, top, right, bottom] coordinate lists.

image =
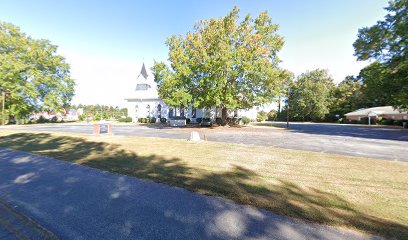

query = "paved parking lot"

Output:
[[4, 122, 408, 161]]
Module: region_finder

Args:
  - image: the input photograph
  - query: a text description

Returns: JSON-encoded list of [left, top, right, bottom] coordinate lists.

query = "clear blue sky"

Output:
[[0, 0, 388, 106]]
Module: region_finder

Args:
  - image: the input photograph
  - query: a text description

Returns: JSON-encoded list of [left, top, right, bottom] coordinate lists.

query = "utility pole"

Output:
[[286, 87, 290, 128], [1, 91, 5, 126]]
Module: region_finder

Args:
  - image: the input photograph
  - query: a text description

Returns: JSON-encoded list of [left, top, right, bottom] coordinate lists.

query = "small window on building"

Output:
[[135, 105, 139, 117], [157, 104, 162, 118]]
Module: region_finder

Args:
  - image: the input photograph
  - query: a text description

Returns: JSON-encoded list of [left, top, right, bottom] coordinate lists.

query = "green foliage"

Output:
[[196, 118, 202, 123], [256, 111, 268, 122], [289, 69, 335, 121], [50, 116, 58, 123], [358, 62, 396, 107], [267, 110, 277, 121], [0, 22, 75, 119], [36, 116, 49, 124], [78, 114, 85, 121], [160, 118, 167, 123], [71, 104, 127, 120], [382, 118, 395, 125], [330, 76, 365, 116], [138, 118, 147, 123], [353, 0, 408, 109], [150, 117, 157, 123], [241, 116, 251, 125], [152, 7, 287, 125], [118, 117, 132, 122]]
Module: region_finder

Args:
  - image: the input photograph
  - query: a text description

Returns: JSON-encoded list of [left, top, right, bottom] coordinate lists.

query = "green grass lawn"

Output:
[[0, 130, 407, 239]]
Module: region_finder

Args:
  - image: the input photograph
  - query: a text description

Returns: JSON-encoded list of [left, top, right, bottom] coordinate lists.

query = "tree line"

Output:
[[71, 104, 128, 121]]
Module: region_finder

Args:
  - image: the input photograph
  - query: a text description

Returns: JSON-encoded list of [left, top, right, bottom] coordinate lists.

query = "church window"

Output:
[[158, 104, 162, 118]]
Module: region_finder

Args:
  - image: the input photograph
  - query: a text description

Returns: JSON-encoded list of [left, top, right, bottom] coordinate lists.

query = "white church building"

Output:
[[125, 63, 276, 123]]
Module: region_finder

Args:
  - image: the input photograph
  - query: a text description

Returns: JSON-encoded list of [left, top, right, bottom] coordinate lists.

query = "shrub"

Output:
[[118, 117, 132, 122], [150, 117, 157, 123], [160, 118, 167, 123], [215, 118, 222, 124], [241, 116, 251, 125], [394, 119, 407, 126], [360, 117, 369, 124], [196, 118, 202, 123], [36, 116, 49, 123], [382, 118, 394, 125], [337, 118, 344, 123], [78, 114, 85, 121], [50, 116, 59, 123], [227, 117, 241, 125], [186, 118, 191, 124], [267, 110, 277, 121], [376, 117, 383, 124], [138, 118, 147, 123], [256, 111, 267, 122]]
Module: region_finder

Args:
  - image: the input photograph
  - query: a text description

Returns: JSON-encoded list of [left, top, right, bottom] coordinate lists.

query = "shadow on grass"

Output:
[[0, 132, 407, 239]]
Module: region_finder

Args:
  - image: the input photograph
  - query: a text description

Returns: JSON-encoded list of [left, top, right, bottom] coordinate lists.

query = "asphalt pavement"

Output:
[[0, 148, 380, 240], [5, 122, 408, 161]]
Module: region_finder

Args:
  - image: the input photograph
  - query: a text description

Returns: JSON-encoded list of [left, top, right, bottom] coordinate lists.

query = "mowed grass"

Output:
[[0, 130, 407, 239]]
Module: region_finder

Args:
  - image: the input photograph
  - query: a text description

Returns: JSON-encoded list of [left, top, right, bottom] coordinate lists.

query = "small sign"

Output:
[[100, 124, 108, 134], [93, 123, 112, 135]]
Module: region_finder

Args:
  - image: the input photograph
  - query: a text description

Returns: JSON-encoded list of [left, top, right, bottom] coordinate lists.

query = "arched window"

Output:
[[157, 104, 162, 118], [146, 104, 150, 118]]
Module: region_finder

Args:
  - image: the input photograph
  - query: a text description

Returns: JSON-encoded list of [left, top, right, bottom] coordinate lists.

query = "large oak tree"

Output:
[[0, 22, 75, 121], [152, 7, 287, 125], [353, 0, 407, 109]]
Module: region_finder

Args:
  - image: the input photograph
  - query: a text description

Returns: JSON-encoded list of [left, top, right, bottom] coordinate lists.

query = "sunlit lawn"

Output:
[[0, 129, 407, 239]]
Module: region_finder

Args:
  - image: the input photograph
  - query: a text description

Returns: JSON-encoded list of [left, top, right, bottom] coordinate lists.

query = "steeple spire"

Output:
[[138, 63, 148, 79]]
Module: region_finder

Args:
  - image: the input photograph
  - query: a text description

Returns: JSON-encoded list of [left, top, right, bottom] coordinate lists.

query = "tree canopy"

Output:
[[329, 76, 365, 116], [289, 69, 335, 121], [353, 0, 407, 109], [152, 7, 287, 124], [0, 22, 75, 120]]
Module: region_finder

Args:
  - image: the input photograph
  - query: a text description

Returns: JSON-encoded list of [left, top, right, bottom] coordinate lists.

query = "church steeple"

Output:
[[138, 63, 148, 79]]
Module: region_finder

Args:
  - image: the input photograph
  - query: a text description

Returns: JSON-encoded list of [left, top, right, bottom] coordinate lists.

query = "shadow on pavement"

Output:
[[0, 132, 407, 239]]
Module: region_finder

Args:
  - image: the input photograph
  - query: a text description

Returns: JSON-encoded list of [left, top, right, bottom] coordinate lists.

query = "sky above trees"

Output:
[[0, 0, 388, 106]]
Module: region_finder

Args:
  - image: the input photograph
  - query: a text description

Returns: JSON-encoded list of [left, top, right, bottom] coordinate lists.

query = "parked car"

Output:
[[200, 118, 212, 127]]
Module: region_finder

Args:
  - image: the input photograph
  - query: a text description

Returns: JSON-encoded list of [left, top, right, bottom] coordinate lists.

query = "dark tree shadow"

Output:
[[0, 132, 407, 239]]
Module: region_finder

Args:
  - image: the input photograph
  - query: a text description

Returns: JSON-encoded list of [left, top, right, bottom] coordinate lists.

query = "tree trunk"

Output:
[[221, 106, 228, 126]]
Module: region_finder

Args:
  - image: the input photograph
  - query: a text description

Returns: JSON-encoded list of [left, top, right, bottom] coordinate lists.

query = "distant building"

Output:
[[344, 106, 408, 120], [124, 63, 277, 123]]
